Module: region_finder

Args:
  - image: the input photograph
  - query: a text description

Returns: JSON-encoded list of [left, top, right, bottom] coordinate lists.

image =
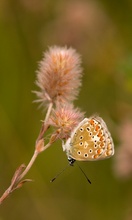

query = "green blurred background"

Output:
[[0, 0, 132, 219]]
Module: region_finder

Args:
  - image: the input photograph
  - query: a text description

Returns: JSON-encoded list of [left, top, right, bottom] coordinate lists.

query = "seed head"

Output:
[[114, 120, 132, 179], [35, 46, 83, 105], [49, 104, 84, 139]]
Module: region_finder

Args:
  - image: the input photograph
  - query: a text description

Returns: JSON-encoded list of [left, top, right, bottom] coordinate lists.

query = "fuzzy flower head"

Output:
[[114, 120, 132, 179], [49, 104, 84, 139], [35, 46, 83, 105]]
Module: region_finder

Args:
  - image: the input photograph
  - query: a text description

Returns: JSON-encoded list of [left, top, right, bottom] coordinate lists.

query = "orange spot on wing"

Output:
[[97, 131, 102, 137], [97, 149, 102, 154], [100, 142, 104, 147], [94, 154, 99, 159], [100, 136, 104, 141], [95, 125, 99, 131], [90, 119, 94, 125], [107, 144, 112, 150]]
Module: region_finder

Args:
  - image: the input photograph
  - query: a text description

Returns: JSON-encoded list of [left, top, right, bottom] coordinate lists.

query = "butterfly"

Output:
[[62, 116, 114, 166]]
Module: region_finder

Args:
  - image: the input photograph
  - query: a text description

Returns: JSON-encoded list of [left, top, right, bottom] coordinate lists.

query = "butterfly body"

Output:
[[63, 116, 114, 163]]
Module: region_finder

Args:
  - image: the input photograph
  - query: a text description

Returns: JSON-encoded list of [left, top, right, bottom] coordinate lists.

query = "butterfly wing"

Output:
[[68, 117, 114, 161]]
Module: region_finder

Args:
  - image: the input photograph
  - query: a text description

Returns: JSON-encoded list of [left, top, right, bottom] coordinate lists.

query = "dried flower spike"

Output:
[[35, 46, 83, 105], [114, 120, 132, 179], [49, 104, 84, 139]]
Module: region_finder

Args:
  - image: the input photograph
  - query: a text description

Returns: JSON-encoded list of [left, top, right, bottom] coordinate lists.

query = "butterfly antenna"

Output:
[[50, 164, 70, 182], [76, 163, 91, 184]]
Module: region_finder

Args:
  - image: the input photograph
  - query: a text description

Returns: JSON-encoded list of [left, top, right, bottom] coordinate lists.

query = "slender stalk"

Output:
[[18, 150, 38, 181], [18, 142, 51, 182], [44, 102, 53, 124], [0, 102, 54, 205], [19, 103, 53, 181], [42, 142, 51, 151], [0, 185, 12, 205]]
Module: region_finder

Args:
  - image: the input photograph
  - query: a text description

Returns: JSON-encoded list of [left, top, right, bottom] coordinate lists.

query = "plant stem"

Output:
[[18, 103, 53, 182], [18, 142, 51, 182], [45, 102, 53, 124], [18, 150, 38, 181], [0, 102, 54, 205]]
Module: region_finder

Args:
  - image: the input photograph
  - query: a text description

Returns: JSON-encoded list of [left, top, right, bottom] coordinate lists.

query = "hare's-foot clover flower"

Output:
[[35, 46, 83, 106], [49, 104, 84, 139]]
